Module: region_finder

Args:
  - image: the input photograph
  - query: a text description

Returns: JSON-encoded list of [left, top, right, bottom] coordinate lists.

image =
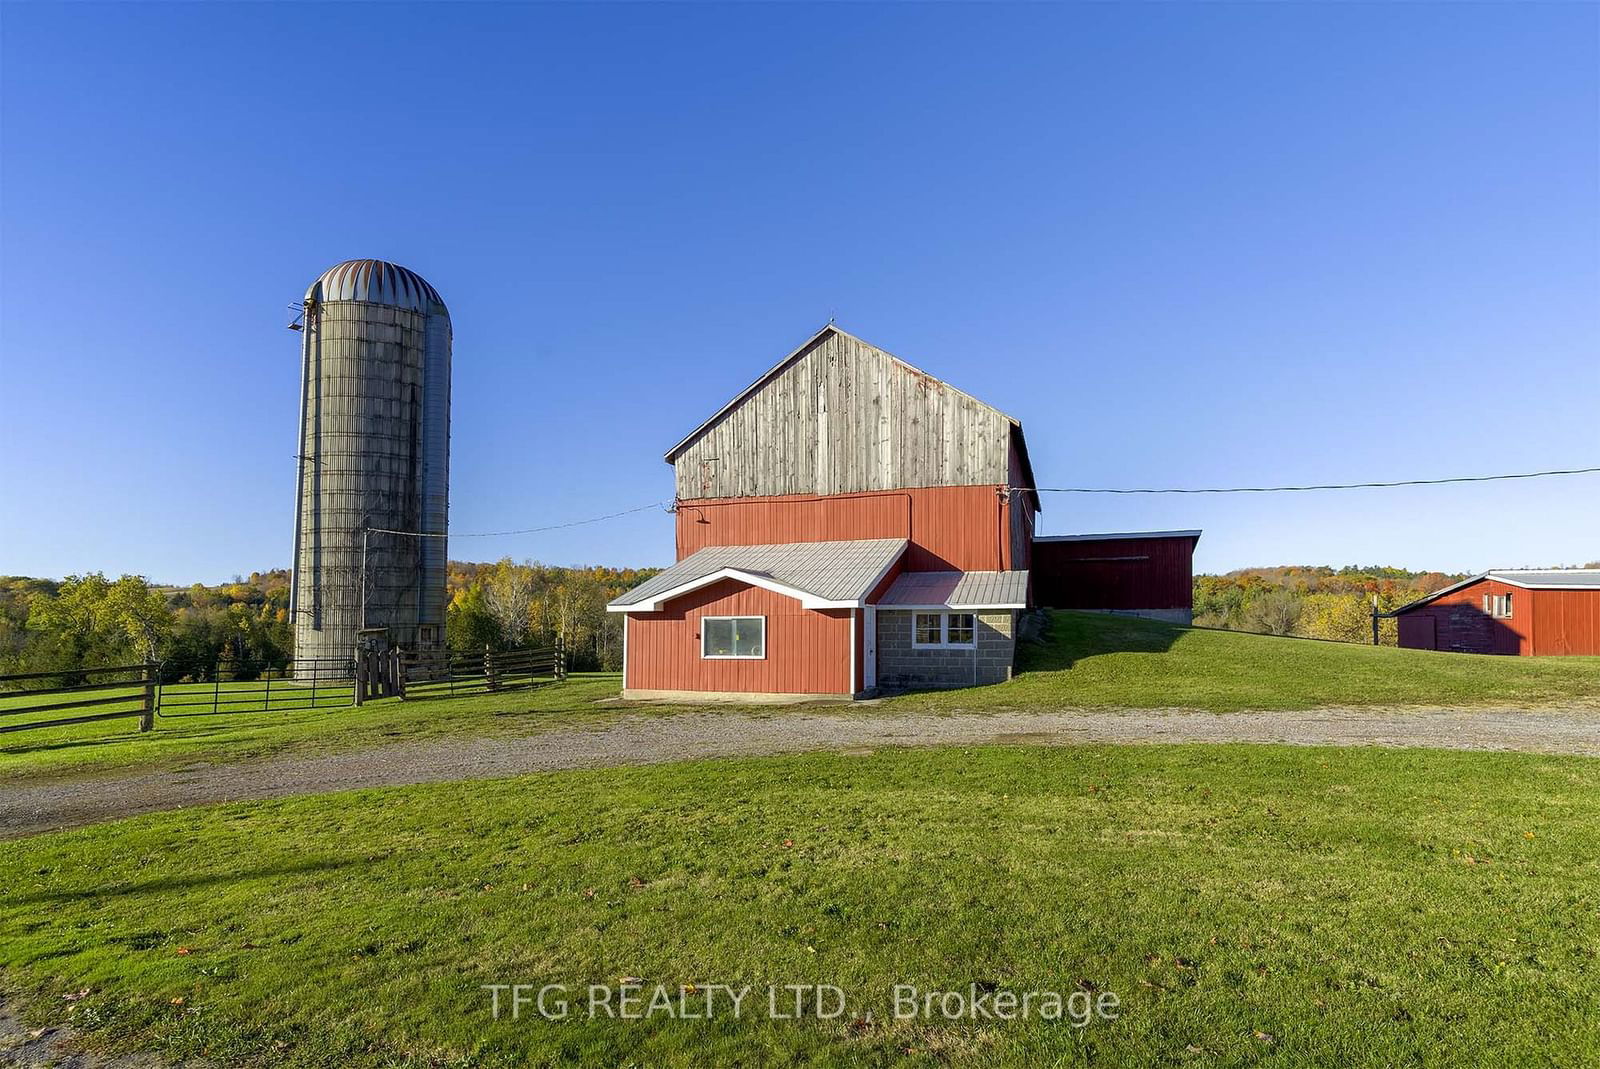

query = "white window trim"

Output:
[[912, 611, 978, 650], [701, 615, 767, 660]]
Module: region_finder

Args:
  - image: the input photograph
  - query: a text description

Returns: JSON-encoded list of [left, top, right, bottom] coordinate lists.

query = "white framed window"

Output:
[[701, 616, 765, 659], [1487, 593, 1513, 619], [912, 612, 977, 648]]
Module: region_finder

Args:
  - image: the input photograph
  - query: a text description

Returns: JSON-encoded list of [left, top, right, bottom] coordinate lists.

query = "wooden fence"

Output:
[[1, 643, 570, 737], [397, 641, 566, 701], [0, 663, 158, 735]]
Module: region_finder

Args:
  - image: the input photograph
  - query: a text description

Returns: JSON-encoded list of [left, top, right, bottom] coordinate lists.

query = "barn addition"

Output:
[[1032, 530, 1201, 625]]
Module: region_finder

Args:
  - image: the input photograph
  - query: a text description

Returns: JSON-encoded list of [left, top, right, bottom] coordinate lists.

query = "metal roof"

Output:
[[608, 538, 907, 611], [660, 326, 1039, 501], [876, 569, 1030, 609], [1035, 529, 1202, 544], [1392, 569, 1600, 614], [306, 259, 446, 314], [1487, 569, 1600, 589]]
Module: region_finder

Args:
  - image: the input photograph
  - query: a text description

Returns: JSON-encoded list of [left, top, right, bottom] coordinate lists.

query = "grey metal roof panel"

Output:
[[877, 570, 1029, 608], [1488, 569, 1600, 589], [1035, 530, 1202, 543], [609, 538, 907, 609]]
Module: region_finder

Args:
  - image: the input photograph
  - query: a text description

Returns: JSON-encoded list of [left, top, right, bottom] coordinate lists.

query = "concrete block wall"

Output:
[[876, 610, 1015, 689]]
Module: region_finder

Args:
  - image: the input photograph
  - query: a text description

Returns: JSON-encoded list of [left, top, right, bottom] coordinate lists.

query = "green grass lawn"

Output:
[[0, 674, 642, 781], [4, 744, 1597, 1066], [4, 613, 1597, 782], [896, 612, 1600, 713]]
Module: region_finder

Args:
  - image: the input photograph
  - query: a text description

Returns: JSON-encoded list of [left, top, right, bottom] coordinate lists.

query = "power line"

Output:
[[1021, 465, 1600, 496], [367, 501, 670, 540], [365, 464, 1598, 543]]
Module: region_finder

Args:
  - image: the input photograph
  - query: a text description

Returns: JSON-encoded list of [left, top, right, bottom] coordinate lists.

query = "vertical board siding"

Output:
[[1529, 590, 1600, 655], [1394, 579, 1532, 655], [675, 486, 1008, 572], [625, 580, 851, 694], [672, 331, 1016, 500], [1033, 537, 1197, 612], [1398, 581, 1600, 656]]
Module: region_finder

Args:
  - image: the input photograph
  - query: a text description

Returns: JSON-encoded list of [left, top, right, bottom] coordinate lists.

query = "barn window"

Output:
[[946, 613, 976, 645], [1485, 594, 1513, 619], [913, 612, 977, 648], [702, 616, 765, 659]]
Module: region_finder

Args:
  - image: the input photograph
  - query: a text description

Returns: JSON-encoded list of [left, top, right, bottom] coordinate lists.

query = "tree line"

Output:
[[0, 559, 661, 682], [443, 560, 662, 671], [8, 558, 1588, 680], [1193, 565, 1464, 645]]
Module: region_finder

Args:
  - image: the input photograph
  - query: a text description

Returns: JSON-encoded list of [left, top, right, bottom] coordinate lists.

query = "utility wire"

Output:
[[1019, 465, 1600, 496], [363, 465, 1597, 542], [367, 501, 670, 540]]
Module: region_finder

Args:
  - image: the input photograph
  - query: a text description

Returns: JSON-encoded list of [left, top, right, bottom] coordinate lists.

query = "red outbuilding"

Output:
[[1391, 570, 1600, 656]]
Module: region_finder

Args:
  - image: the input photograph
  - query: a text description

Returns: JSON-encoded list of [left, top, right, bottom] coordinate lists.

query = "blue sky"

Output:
[[2, 2, 1595, 584]]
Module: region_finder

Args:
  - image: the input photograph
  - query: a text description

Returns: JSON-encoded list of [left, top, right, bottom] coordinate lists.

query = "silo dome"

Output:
[[290, 258, 452, 667], [305, 259, 447, 314]]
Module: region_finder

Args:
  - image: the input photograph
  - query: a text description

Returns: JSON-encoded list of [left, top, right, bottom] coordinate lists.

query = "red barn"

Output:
[[1032, 530, 1201, 625], [610, 325, 1037, 699], [1392, 570, 1600, 656]]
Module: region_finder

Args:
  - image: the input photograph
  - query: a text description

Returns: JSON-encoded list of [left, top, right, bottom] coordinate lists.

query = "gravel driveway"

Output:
[[4, 706, 1599, 839]]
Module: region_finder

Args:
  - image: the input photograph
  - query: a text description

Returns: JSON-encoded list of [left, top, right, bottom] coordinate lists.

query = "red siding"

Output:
[[1032, 536, 1197, 611], [625, 579, 853, 694], [1395, 578, 1531, 655], [1397, 580, 1600, 656], [676, 486, 1012, 572], [1530, 589, 1600, 656]]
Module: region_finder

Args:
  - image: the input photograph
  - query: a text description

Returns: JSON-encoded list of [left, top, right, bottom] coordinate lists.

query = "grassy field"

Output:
[[0, 674, 640, 780], [4, 744, 1597, 1067], [927, 612, 1600, 713], [4, 612, 1597, 781]]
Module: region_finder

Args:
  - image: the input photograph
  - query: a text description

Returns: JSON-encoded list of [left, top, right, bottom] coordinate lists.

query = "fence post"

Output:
[[556, 634, 566, 681], [140, 661, 157, 732], [484, 644, 500, 692], [354, 654, 366, 706], [391, 647, 405, 699]]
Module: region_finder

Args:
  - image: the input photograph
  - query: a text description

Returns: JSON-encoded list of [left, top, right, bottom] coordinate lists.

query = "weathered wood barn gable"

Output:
[[666, 326, 1035, 501]]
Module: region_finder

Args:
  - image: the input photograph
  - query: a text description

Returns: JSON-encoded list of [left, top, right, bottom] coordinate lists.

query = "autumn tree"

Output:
[[483, 558, 534, 648]]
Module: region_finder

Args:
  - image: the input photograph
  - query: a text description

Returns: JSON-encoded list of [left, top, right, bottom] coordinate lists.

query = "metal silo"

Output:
[[290, 259, 451, 664]]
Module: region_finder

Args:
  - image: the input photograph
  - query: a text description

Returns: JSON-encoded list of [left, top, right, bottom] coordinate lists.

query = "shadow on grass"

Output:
[[1019, 611, 1182, 672], [10, 855, 364, 906]]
